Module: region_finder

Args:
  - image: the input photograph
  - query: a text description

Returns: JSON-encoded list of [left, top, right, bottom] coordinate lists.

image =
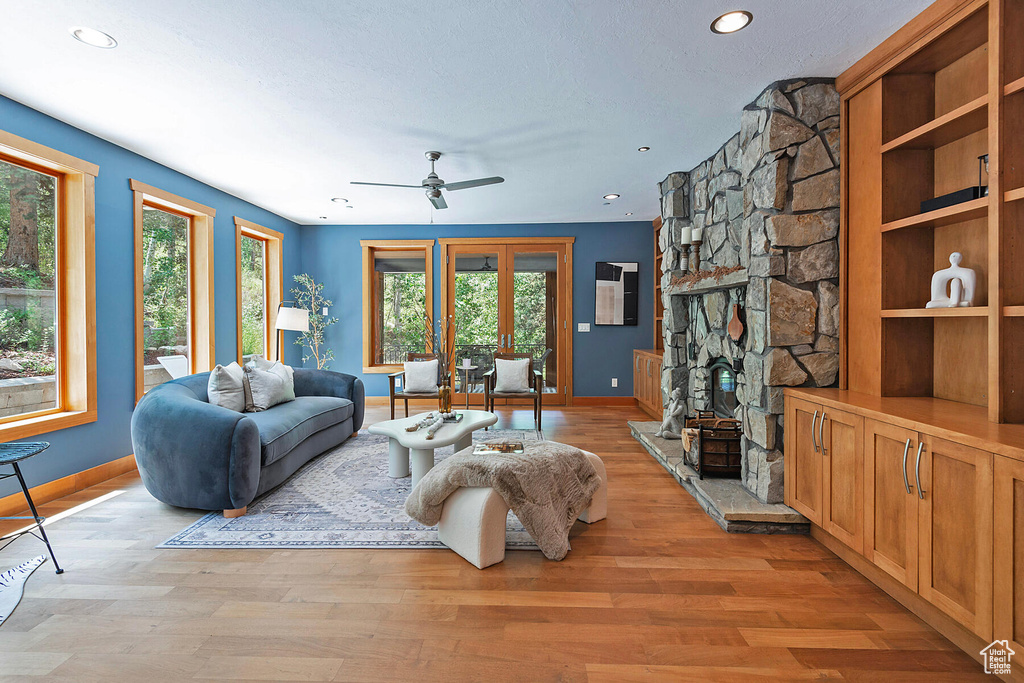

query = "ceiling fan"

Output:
[[350, 151, 504, 210]]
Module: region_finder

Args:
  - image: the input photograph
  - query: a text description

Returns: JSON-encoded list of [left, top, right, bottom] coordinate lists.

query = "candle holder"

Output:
[[690, 240, 703, 271]]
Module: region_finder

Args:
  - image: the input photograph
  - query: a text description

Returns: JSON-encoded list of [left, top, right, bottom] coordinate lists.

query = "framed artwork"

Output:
[[595, 261, 638, 325]]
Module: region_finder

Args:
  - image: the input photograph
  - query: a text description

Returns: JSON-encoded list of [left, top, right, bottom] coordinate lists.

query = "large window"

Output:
[[0, 129, 97, 440], [235, 217, 283, 363], [131, 180, 215, 400], [360, 240, 433, 372]]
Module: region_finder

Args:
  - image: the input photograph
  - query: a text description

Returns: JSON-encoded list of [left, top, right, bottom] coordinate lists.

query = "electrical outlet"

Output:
[[577, 322, 591, 332], [322, 307, 329, 315], [611, 377, 618, 388]]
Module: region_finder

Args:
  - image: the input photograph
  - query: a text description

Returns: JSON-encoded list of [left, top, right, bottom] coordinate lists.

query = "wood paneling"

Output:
[[933, 317, 988, 405], [918, 435, 993, 639], [632, 350, 662, 419]]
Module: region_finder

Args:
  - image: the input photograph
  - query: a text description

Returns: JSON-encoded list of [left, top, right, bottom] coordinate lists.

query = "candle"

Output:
[[679, 225, 692, 245], [692, 226, 704, 242]]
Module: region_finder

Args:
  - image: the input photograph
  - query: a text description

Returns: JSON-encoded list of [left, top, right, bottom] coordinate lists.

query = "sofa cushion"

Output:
[[245, 395, 354, 466]]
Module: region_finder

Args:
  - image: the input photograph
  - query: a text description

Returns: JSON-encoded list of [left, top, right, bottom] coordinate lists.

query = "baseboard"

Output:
[[572, 396, 636, 407], [809, 525, 1001, 678], [0, 454, 137, 518]]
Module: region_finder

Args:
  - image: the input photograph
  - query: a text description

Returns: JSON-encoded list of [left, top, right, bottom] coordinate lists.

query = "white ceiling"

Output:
[[0, 0, 930, 225]]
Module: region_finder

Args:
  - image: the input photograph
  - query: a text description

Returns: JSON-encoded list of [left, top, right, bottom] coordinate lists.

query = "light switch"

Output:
[[577, 322, 591, 332]]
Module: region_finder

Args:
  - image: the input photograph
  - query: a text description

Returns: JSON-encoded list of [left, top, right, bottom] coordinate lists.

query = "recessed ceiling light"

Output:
[[625, 212, 633, 216], [603, 193, 620, 200], [710, 10, 753, 34], [331, 197, 347, 203], [345, 205, 354, 209], [637, 147, 650, 152], [319, 216, 327, 219], [69, 26, 117, 48]]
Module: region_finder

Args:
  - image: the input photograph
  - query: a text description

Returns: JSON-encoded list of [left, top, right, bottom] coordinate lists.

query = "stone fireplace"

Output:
[[646, 78, 842, 509]]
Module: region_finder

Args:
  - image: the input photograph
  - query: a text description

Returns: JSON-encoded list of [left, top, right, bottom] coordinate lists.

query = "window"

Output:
[[131, 180, 215, 401], [360, 240, 433, 372], [0, 129, 97, 441], [235, 217, 283, 363]]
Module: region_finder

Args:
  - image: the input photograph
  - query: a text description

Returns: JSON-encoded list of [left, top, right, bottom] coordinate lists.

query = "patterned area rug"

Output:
[[158, 428, 542, 549], [0, 555, 46, 626]]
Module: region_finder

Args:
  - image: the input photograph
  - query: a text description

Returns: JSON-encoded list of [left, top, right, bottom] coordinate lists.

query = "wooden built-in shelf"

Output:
[[881, 307, 988, 318], [1004, 306, 1024, 317], [881, 95, 987, 153], [881, 197, 988, 232], [1006, 76, 1024, 97], [1005, 187, 1024, 203]]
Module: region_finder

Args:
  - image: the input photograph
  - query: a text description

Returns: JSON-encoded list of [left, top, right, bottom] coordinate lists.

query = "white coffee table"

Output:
[[369, 410, 498, 487]]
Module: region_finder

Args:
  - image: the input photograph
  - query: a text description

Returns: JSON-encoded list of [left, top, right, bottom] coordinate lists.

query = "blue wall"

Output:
[[299, 223, 654, 398], [0, 95, 303, 496]]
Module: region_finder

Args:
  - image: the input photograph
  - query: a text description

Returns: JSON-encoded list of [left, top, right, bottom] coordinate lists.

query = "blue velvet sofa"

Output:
[[131, 368, 364, 516]]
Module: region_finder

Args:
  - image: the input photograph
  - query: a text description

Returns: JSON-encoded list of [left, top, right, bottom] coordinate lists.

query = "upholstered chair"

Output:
[[388, 353, 442, 419], [483, 352, 543, 429]]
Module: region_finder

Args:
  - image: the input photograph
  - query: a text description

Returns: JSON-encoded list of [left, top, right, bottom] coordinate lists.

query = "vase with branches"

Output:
[[291, 274, 338, 370], [424, 313, 458, 412]]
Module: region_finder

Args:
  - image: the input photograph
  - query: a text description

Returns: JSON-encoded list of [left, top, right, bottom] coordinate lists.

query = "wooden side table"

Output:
[[0, 442, 63, 573], [457, 365, 478, 409]]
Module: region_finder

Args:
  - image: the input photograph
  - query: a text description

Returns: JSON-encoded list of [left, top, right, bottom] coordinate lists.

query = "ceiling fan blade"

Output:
[[349, 181, 423, 188], [440, 176, 504, 191], [429, 191, 448, 210]]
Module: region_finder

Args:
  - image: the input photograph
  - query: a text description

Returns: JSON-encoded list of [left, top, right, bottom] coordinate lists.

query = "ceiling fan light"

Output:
[[711, 10, 753, 34], [69, 26, 117, 48]]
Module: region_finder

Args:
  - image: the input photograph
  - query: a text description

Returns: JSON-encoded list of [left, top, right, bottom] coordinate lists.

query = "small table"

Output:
[[369, 410, 498, 487], [457, 365, 478, 409], [0, 442, 63, 574]]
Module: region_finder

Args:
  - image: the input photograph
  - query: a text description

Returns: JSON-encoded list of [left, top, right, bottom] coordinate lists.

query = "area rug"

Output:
[[0, 555, 46, 627], [158, 429, 542, 549]]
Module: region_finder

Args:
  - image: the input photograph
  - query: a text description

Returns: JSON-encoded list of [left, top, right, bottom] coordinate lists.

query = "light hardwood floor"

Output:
[[0, 405, 987, 681]]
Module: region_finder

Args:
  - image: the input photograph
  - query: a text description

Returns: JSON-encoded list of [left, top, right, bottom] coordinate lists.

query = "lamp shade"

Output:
[[275, 305, 309, 332]]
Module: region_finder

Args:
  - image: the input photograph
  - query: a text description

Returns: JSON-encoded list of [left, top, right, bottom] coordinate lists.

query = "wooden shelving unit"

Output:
[[653, 216, 664, 351], [845, 0, 1024, 423]]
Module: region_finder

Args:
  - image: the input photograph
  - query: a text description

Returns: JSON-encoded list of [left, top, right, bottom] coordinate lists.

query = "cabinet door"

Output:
[[917, 435, 992, 639], [784, 397, 824, 525], [864, 419, 919, 590], [821, 408, 864, 553], [994, 455, 1024, 656], [633, 351, 641, 402]]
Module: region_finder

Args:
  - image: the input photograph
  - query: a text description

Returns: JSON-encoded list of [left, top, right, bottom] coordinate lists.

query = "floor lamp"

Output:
[[275, 303, 309, 363]]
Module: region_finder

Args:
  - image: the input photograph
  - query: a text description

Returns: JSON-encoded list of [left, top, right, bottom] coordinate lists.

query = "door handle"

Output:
[[811, 410, 820, 453], [901, 438, 913, 494], [500, 333, 505, 348], [915, 442, 926, 499], [819, 412, 828, 455]]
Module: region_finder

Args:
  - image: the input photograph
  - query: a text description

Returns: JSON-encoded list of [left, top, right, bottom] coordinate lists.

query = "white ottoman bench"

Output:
[[436, 449, 607, 569]]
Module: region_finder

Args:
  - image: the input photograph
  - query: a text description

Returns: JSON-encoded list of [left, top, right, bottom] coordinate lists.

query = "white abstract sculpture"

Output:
[[925, 252, 976, 309], [654, 388, 686, 440]]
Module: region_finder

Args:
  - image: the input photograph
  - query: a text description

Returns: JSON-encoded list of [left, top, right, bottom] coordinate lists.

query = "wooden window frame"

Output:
[[234, 217, 283, 363], [0, 129, 98, 441], [130, 179, 215, 402], [360, 239, 434, 373]]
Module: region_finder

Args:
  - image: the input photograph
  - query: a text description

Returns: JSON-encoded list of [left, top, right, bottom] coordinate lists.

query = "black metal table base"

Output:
[[0, 449, 63, 574]]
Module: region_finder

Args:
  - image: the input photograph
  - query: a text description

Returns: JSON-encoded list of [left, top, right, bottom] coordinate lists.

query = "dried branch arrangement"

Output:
[[423, 314, 458, 384]]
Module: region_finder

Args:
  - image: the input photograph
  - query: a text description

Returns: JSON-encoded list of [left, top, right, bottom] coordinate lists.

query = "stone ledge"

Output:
[[663, 268, 749, 297], [628, 420, 808, 533]]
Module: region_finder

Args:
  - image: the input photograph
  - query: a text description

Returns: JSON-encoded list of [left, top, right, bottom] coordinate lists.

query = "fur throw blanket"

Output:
[[405, 441, 601, 561]]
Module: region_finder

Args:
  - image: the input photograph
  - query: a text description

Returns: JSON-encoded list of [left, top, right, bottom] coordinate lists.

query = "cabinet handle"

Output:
[[811, 410, 820, 453], [901, 438, 913, 494], [915, 442, 926, 500], [819, 412, 828, 456]]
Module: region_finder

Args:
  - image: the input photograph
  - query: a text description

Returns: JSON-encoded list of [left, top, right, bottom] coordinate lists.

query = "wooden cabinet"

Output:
[[994, 454, 1024, 655], [633, 349, 662, 419], [785, 398, 862, 549], [864, 419, 920, 590], [918, 435, 992, 640]]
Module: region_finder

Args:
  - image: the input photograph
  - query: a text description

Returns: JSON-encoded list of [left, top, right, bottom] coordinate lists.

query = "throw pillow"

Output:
[[404, 359, 439, 394], [208, 362, 245, 412], [249, 356, 295, 402], [494, 358, 531, 393], [242, 365, 290, 412]]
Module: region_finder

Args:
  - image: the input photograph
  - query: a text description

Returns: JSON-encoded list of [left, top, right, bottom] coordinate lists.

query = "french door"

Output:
[[440, 238, 573, 406]]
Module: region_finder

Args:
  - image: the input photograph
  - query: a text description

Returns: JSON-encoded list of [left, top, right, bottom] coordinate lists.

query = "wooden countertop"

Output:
[[785, 388, 1024, 463]]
